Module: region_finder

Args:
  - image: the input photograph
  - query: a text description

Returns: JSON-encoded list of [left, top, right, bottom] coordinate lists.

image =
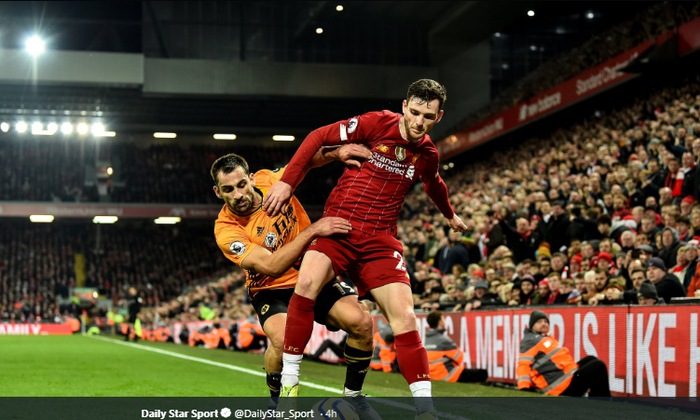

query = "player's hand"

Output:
[[335, 144, 372, 168], [311, 217, 352, 237], [447, 214, 468, 232], [263, 181, 293, 217]]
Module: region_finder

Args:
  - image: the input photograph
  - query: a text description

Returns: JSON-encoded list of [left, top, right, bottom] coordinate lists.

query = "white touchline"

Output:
[[90, 336, 469, 420]]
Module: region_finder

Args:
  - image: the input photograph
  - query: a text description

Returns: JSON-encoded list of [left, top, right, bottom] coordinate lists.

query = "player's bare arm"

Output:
[[264, 143, 370, 217], [240, 216, 352, 277]]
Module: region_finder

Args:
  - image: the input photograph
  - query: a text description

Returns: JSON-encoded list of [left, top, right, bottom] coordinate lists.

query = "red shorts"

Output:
[[307, 229, 410, 300]]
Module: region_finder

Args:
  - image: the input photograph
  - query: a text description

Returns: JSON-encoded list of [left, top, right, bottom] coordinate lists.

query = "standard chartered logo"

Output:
[[221, 408, 232, 418]]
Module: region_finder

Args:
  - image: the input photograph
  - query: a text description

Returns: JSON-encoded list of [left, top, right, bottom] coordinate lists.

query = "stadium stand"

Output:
[[0, 219, 233, 322], [2, 1, 699, 329], [453, 2, 700, 135]]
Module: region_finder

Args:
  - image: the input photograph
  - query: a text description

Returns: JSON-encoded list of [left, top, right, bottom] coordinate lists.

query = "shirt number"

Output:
[[393, 251, 406, 271]]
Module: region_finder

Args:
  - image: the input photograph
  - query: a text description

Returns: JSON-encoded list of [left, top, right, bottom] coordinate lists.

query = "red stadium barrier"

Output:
[[167, 306, 700, 397], [359, 305, 700, 397], [0, 323, 73, 335], [437, 16, 700, 159]]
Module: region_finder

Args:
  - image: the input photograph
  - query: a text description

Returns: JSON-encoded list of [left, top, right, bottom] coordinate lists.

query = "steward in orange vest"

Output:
[[425, 311, 487, 383], [370, 323, 396, 372], [154, 324, 173, 342], [206, 322, 232, 349], [233, 317, 266, 351], [517, 310, 610, 397]]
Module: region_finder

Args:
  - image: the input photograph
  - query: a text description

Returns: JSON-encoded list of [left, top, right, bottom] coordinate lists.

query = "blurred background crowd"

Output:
[[1, 1, 700, 327]]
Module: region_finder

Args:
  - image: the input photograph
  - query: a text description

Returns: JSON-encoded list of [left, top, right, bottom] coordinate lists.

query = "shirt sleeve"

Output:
[[280, 113, 375, 189], [216, 226, 258, 267], [420, 147, 455, 219]]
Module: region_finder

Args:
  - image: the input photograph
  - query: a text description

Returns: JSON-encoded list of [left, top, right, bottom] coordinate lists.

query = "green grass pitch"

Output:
[[0, 335, 525, 397], [2, 335, 699, 420]]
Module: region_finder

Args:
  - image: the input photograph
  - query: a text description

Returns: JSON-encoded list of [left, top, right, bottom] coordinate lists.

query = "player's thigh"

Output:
[[314, 279, 358, 328], [251, 288, 293, 349], [353, 235, 410, 299], [369, 282, 416, 335], [296, 250, 338, 297]]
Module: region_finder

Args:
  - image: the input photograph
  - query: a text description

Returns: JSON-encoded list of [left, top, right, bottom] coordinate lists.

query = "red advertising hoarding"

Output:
[[0, 323, 73, 335], [172, 305, 700, 397], [437, 16, 700, 159], [341, 305, 698, 398]]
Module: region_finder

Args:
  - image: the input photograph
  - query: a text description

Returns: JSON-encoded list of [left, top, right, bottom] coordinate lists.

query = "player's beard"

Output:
[[229, 192, 256, 215], [403, 117, 424, 142]]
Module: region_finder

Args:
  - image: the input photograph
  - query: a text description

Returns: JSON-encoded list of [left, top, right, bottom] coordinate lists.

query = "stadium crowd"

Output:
[[3, 5, 700, 328], [454, 1, 700, 134], [0, 220, 231, 322], [0, 140, 97, 202], [399, 77, 700, 312]]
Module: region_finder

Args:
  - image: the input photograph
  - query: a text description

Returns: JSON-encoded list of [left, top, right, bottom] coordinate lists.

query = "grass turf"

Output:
[[0, 335, 527, 397]]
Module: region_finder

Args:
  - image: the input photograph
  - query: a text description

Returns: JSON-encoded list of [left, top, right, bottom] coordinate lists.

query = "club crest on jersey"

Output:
[[256, 227, 264, 237], [411, 154, 420, 164], [261, 304, 270, 315], [265, 232, 278, 248], [348, 118, 358, 133], [229, 241, 246, 256], [395, 146, 407, 161]]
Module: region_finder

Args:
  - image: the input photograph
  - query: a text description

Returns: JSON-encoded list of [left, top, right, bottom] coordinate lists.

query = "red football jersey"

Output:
[[282, 110, 454, 234]]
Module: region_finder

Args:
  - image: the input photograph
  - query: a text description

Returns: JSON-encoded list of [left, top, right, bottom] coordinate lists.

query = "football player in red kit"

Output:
[[264, 79, 466, 418]]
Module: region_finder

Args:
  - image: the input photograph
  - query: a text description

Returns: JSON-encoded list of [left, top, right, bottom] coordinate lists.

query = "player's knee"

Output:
[[390, 310, 417, 335], [296, 272, 320, 297], [346, 312, 373, 344], [268, 333, 284, 351]]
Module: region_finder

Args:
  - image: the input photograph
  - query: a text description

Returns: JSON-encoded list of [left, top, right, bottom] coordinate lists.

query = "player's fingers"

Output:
[[345, 159, 360, 168]]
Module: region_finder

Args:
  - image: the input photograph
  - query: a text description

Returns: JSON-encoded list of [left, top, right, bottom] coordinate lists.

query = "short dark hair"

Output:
[[631, 268, 646, 276], [597, 214, 612, 226], [407, 79, 447, 110], [210, 153, 250, 184], [427, 311, 443, 329]]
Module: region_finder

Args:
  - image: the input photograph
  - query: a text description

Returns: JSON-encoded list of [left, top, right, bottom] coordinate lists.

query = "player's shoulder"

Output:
[[361, 110, 400, 123], [418, 135, 439, 154], [253, 167, 284, 188]]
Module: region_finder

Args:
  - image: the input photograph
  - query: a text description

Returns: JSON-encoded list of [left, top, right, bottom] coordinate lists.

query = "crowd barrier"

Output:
[[171, 305, 700, 397]]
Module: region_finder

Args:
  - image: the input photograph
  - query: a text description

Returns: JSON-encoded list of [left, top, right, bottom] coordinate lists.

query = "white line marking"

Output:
[[90, 336, 469, 420], [90, 335, 341, 393]]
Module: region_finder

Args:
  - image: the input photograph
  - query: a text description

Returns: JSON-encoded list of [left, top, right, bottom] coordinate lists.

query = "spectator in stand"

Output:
[[645, 257, 687, 303], [637, 280, 664, 305], [498, 214, 542, 264], [518, 276, 537, 305], [606, 267, 646, 304], [465, 280, 503, 310], [659, 227, 684, 268], [530, 279, 551, 305], [545, 272, 562, 304]]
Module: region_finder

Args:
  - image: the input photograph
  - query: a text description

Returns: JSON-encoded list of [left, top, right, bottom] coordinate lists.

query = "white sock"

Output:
[[409, 381, 432, 397], [343, 387, 361, 397], [281, 353, 303, 387], [410, 381, 434, 413]]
